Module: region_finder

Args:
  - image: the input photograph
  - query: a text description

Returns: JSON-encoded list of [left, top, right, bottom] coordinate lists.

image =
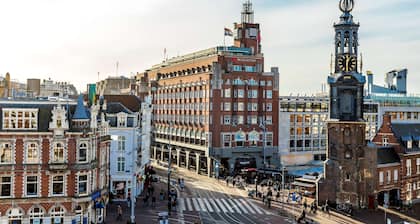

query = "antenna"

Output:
[[116, 61, 119, 76], [360, 53, 363, 73]]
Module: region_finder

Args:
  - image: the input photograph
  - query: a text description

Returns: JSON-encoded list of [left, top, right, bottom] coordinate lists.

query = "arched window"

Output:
[[26, 143, 39, 163], [50, 206, 65, 224], [235, 131, 246, 147], [29, 206, 45, 224], [8, 207, 24, 224], [248, 131, 260, 147], [75, 205, 83, 224], [53, 143, 64, 162], [78, 143, 88, 163]]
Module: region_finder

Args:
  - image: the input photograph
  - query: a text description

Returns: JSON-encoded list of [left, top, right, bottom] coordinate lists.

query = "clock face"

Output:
[[337, 54, 357, 72]]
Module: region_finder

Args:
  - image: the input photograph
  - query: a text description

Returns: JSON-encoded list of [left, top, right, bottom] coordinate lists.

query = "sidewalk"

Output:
[[105, 179, 180, 224]]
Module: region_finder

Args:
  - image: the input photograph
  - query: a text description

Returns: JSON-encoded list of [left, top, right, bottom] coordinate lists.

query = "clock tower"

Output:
[[329, 0, 365, 122], [320, 0, 377, 209]]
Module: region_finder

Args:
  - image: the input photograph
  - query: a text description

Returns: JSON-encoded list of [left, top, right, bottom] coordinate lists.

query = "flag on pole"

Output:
[[224, 28, 233, 37]]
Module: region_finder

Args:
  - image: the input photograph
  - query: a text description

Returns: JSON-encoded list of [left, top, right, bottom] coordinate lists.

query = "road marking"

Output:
[[186, 198, 193, 211], [227, 198, 242, 214], [197, 198, 207, 212], [239, 199, 256, 214], [248, 200, 265, 215], [220, 199, 235, 213], [203, 198, 214, 213], [233, 199, 249, 213], [179, 198, 186, 212], [208, 198, 221, 213], [192, 198, 201, 211]]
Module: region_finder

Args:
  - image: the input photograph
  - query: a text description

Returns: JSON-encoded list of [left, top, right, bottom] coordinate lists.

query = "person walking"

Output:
[[276, 191, 280, 202], [180, 178, 185, 191], [117, 204, 123, 221], [303, 199, 307, 211], [226, 178, 229, 187], [159, 189, 165, 201], [152, 195, 156, 208]]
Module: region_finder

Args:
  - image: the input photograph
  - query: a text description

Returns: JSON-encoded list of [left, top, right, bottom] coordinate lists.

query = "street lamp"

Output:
[[255, 176, 258, 197]]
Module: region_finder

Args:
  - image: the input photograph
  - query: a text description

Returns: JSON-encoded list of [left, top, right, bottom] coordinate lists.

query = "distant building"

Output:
[[96, 76, 135, 96], [27, 79, 41, 97], [38, 78, 78, 97], [0, 96, 110, 223], [367, 69, 407, 96], [0, 73, 11, 98]]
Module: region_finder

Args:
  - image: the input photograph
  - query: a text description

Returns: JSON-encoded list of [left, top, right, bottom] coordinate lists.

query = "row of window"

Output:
[[154, 126, 206, 140], [5, 206, 66, 224], [389, 111, 420, 121], [155, 114, 208, 125], [222, 78, 271, 87], [379, 169, 398, 185], [223, 88, 272, 99], [157, 66, 212, 80], [155, 89, 209, 100], [290, 127, 327, 137], [0, 173, 90, 198], [222, 132, 273, 147], [222, 115, 273, 126], [2, 109, 38, 130], [405, 158, 420, 176], [155, 103, 209, 111], [0, 141, 92, 164]]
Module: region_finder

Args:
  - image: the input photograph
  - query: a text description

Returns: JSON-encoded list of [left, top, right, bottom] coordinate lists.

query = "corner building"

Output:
[[0, 96, 110, 224], [144, 1, 279, 176]]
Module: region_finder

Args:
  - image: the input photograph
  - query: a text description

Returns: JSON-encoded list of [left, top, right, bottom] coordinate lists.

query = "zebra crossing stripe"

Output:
[[227, 198, 242, 214], [220, 199, 235, 213], [234, 199, 249, 213], [208, 198, 221, 213], [186, 198, 193, 211], [239, 199, 256, 214], [192, 198, 201, 211], [203, 198, 214, 213], [179, 198, 186, 212], [248, 201, 265, 215], [197, 198, 207, 212]]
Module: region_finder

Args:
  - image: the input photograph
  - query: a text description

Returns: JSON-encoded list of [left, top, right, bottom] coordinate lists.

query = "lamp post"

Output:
[[260, 121, 267, 177], [255, 176, 258, 197]]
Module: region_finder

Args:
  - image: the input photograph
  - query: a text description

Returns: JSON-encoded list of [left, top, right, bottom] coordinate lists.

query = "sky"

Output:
[[0, 0, 419, 95]]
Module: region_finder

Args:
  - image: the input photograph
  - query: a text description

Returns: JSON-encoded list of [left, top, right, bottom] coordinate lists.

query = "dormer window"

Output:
[[117, 114, 127, 127], [408, 140, 413, 149], [2, 109, 38, 130], [382, 137, 389, 146]]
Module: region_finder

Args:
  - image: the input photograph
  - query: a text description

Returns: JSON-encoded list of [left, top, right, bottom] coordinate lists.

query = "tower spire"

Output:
[[241, 0, 254, 24]]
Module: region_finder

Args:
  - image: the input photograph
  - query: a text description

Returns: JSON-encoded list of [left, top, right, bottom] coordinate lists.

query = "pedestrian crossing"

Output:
[[178, 197, 271, 215]]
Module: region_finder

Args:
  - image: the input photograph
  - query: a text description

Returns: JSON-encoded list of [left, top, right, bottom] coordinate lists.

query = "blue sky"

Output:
[[0, 0, 419, 95]]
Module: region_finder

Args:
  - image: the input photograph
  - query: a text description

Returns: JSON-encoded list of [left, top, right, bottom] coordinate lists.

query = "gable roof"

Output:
[[103, 95, 142, 112], [392, 123, 420, 140], [106, 102, 134, 114], [377, 147, 400, 165]]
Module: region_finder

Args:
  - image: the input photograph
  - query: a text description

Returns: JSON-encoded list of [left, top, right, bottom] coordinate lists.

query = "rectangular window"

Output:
[[52, 176, 64, 196], [238, 102, 244, 111], [223, 134, 231, 147], [0, 176, 12, 197], [244, 66, 255, 72], [247, 89, 258, 98], [26, 143, 39, 163], [265, 133, 273, 147], [386, 170, 391, 184], [117, 157, 125, 172], [233, 65, 242, 72], [118, 136, 126, 151], [223, 116, 231, 125], [78, 175, 88, 195], [417, 158, 420, 174], [408, 140, 413, 149], [26, 176, 38, 196], [237, 116, 244, 125], [2, 109, 38, 130], [266, 103, 272, 112], [379, 171, 384, 185], [266, 90, 273, 99], [407, 159, 412, 176], [394, 169, 398, 183], [224, 102, 231, 111], [224, 88, 231, 98], [237, 89, 244, 98], [265, 116, 273, 125], [0, 143, 13, 164]]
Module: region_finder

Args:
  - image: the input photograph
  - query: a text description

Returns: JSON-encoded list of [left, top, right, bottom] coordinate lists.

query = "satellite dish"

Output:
[[339, 0, 354, 13]]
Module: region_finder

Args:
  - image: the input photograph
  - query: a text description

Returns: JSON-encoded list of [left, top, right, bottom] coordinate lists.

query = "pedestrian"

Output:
[[226, 178, 229, 187], [232, 179, 236, 187], [325, 203, 330, 217], [152, 195, 156, 208], [117, 204, 122, 220], [159, 190, 164, 201], [178, 178, 181, 185], [180, 179, 185, 191], [143, 195, 149, 207], [303, 199, 307, 211], [276, 191, 280, 202], [127, 195, 131, 207]]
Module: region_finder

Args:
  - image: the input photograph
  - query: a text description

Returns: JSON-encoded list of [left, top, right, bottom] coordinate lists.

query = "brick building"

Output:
[[0, 96, 110, 224], [140, 0, 279, 176], [373, 114, 420, 206]]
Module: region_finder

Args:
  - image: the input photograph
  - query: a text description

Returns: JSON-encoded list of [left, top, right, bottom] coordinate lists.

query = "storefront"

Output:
[[111, 181, 127, 201]]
